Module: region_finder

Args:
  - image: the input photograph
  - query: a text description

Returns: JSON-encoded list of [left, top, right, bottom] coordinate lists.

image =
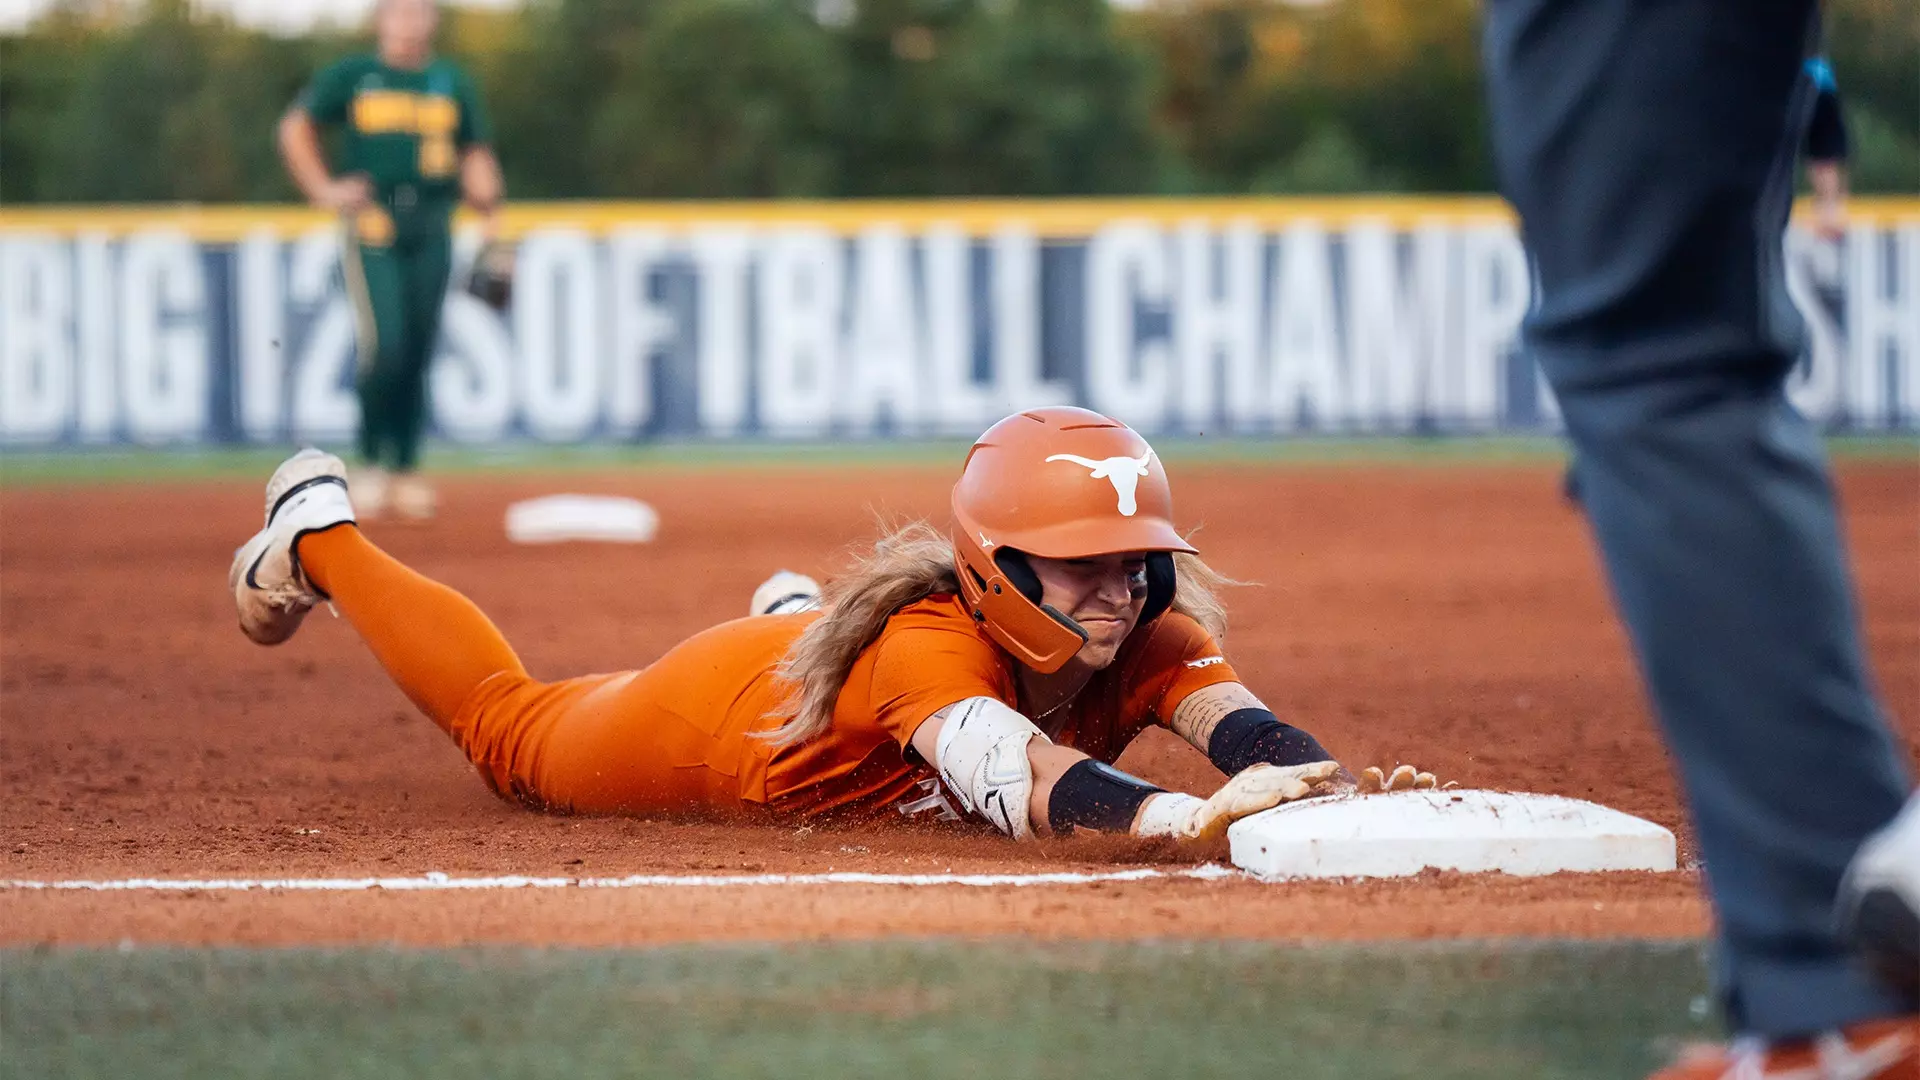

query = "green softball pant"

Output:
[[342, 229, 451, 473]]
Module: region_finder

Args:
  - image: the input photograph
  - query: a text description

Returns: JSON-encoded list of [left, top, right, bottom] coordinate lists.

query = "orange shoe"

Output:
[[1647, 1016, 1918, 1080]]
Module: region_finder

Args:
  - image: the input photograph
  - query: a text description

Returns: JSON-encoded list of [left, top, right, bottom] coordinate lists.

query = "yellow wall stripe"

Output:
[[0, 197, 1915, 241]]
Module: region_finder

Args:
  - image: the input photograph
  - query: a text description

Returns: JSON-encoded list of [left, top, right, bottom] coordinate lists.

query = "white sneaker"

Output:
[[1837, 791, 1920, 997], [391, 473, 436, 521], [228, 449, 356, 646], [350, 467, 389, 520], [750, 570, 821, 617]]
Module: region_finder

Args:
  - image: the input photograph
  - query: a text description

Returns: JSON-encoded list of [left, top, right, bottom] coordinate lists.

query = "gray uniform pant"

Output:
[[1481, 0, 1915, 1036]]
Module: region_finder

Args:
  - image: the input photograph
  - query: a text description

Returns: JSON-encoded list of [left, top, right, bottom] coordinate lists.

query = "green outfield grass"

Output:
[[3, 939, 1716, 1080]]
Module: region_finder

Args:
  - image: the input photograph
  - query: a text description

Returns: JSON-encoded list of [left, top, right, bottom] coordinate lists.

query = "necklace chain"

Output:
[[1031, 694, 1073, 722], [1027, 674, 1090, 726]]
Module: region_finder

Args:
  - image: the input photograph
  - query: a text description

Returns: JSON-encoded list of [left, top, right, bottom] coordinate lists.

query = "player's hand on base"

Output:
[[1133, 761, 1342, 843], [1357, 764, 1455, 793]]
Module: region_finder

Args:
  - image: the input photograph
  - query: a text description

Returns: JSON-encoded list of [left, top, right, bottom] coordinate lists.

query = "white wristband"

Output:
[[1132, 792, 1205, 839]]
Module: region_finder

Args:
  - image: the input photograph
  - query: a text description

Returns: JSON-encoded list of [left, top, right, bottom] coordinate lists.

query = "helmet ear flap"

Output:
[[951, 528, 1088, 675], [1141, 551, 1177, 625], [993, 548, 1043, 603], [994, 548, 1088, 640]]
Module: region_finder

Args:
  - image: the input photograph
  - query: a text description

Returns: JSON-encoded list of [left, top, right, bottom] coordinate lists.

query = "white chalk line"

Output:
[[3, 865, 1243, 893]]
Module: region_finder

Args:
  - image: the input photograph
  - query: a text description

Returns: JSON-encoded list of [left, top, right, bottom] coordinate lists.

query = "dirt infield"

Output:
[[4, 457, 1915, 945]]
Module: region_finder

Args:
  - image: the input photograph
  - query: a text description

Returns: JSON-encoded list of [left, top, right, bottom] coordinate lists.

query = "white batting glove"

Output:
[[1357, 764, 1456, 793], [1133, 760, 1342, 843]]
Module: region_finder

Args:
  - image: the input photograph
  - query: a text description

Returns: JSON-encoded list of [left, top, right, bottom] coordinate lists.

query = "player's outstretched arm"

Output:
[[908, 698, 1338, 843], [1168, 682, 1446, 793], [1170, 682, 1336, 771]]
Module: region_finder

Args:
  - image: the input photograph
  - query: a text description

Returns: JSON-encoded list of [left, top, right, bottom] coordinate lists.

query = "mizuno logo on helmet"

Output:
[[1045, 452, 1156, 516]]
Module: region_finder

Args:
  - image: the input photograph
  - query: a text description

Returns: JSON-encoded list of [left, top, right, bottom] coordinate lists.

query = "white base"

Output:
[[1227, 789, 1677, 881], [505, 495, 659, 544]]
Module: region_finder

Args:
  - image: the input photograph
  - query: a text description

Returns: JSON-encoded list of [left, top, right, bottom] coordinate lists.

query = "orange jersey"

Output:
[[644, 595, 1242, 821], [298, 513, 1238, 825]]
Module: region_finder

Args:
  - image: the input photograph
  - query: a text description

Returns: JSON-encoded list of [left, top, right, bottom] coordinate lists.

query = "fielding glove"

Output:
[[465, 240, 515, 312]]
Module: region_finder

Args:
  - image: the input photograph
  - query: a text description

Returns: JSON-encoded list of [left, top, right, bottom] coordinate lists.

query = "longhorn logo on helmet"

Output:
[[1044, 451, 1156, 516]]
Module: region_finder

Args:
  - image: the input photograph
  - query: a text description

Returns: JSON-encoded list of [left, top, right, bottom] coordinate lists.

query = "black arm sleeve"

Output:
[[1047, 760, 1165, 835], [1206, 709, 1333, 775], [1804, 86, 1849, 163]]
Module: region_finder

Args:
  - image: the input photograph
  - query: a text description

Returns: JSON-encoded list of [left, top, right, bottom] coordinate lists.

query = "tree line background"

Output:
[[2, 0, 1915, 204]]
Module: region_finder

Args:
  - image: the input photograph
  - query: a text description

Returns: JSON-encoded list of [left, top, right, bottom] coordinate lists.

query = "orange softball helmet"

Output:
[[951, 407, 1195, 673]]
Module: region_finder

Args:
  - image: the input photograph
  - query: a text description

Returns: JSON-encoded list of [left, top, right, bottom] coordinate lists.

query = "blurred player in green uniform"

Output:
[[277, 0, 503, 520]]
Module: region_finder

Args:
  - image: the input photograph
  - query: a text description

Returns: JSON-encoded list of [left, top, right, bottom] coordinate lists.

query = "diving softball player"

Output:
[[228, 408, 1435, 842], [277, 0, 503, 521]]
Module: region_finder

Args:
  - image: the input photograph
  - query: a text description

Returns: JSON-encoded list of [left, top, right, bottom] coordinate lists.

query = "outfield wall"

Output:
[[1, 199, 1914, 446]]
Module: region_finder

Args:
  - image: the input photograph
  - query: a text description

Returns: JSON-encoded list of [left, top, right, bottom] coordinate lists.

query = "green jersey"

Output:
[[297, 54, 491, 240]]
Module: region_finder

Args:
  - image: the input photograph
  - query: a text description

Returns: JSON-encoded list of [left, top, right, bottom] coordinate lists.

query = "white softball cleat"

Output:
[[229, 448, 356, 646], [751, 570, 822, 617], [1837, 791, 1920, 997]]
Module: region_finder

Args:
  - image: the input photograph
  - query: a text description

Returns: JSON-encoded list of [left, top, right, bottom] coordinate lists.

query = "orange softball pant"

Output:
[[296, 525, 766, 816]]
